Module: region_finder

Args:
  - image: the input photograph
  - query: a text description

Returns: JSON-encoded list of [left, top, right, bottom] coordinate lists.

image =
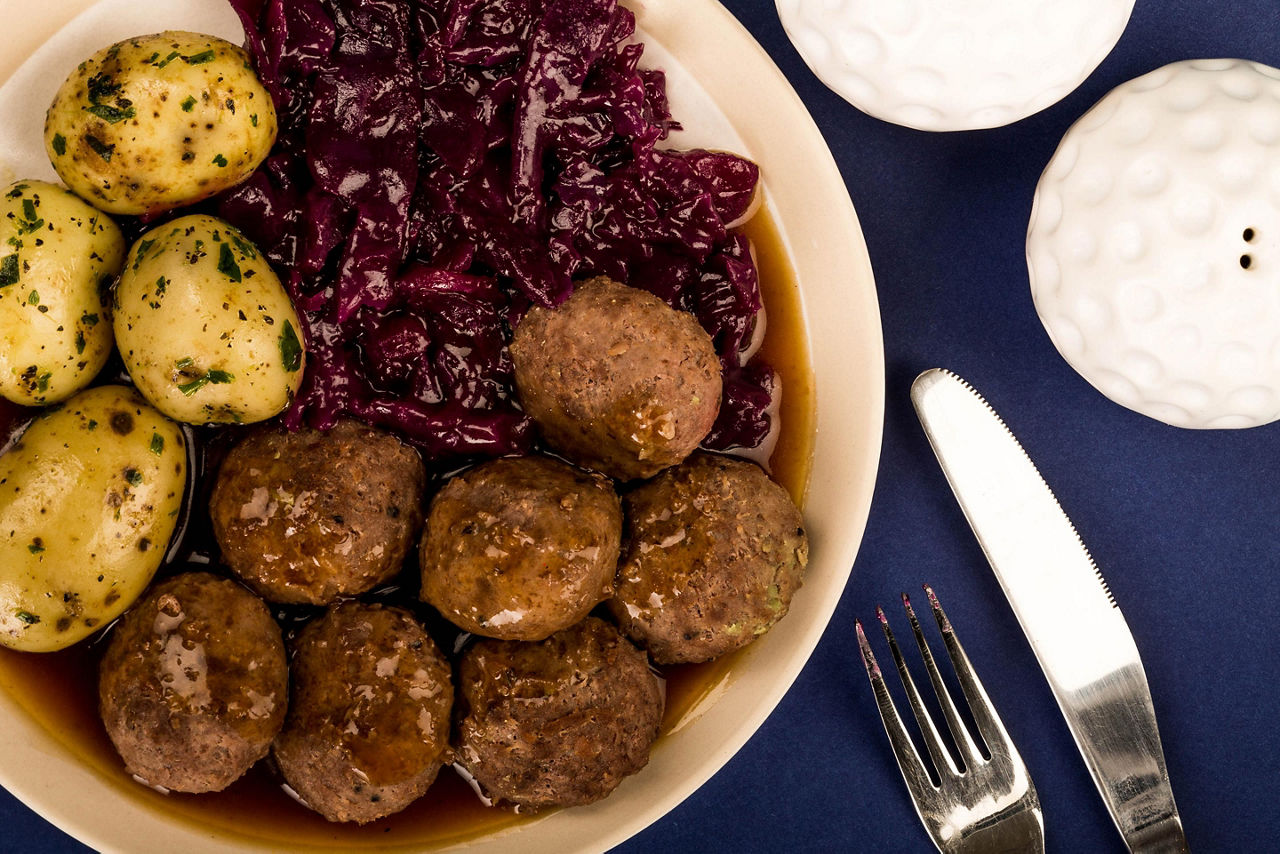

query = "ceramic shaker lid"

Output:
[[1028, 59, 1280, 428], [775, 0, 1135, 131]]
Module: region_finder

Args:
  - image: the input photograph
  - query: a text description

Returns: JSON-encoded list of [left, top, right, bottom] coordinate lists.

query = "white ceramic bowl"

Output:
[[0, 0, 885, 850]]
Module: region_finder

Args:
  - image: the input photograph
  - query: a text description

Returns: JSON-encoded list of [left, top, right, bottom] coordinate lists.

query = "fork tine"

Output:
[[876, 604, 960, 778], [855, 619, 936, 795], [903, 591, 984, 768], [924, 584, 1016, 758]]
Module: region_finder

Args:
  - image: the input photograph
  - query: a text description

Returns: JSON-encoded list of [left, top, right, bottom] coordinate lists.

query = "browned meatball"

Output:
[[510, 276, 722, 481], [272, 602, 453, 824], [454, 616, 663, 809], [608, 452, 808, 664], [98, 571, 287, 793], [420, 455, 622, 641], [209, 420, 426, 605]]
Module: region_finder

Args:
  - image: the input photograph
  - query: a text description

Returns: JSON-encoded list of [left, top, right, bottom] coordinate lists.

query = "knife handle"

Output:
[[1065, 662, 1188, 854], [1127, 815, 1189, 854]]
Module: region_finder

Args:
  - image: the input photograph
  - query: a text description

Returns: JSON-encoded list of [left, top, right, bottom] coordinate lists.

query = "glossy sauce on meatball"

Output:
[[209, 420, 426, 605], [454, 617, 664, 810], [510, 276, 722, 481], [608, 451, 809, 664], [419, 455, 622, 641], [272, 602, 453, 824], [97, 571, 287, 793]]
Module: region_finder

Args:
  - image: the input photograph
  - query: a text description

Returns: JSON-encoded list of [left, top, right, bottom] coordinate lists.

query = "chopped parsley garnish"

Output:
[[125, 468, 143, 486], [86, 72, 121, 103], [84, 72, 134, 123], [157, 50, 181, 68], [150, 433, 165, 455], [279, 320, 303, 372], [85, 134, 115, 162], [229, 231, 258, 259], [84, 103, 136, 123], [35, 372, 51, 393], [181, 95, 196, 112], [51, 133, 67, 156], [81, 311, 100, 326], [27, 290, 38, 305], [177, 368, 234, 396], [0, 254, 19, 288], [16, 199, 43, 235], [175, 356, 196, 370], [250, 113, 258, 127], [74, 330, 86, 354], [216, 242, 241, 282], [211, 153, 228, 167], [15, 609, 40, 624], [185, 50, 217, 64]]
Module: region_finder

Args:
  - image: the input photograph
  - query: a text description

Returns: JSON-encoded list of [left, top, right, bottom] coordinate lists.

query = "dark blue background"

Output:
[[5, 1, 1280, 851]]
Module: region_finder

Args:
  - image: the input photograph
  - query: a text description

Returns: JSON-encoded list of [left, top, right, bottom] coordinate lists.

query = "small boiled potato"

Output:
[[0, 385, 187, 652], [0, 180, 124, 405], [44, 31, 277, 215], [114, 214, 305, 424]]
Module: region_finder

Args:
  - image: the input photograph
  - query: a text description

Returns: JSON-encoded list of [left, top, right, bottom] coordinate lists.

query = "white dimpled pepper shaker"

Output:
[[775, 0, 1135, 131], [1027, 59, 1280, 428]]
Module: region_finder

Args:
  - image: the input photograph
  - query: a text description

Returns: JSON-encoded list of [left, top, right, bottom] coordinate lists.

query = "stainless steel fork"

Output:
[[856, 586, 1044, 853]]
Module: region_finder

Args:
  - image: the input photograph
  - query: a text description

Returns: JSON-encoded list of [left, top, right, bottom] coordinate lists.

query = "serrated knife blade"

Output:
[[910, 368, 1189, 854]]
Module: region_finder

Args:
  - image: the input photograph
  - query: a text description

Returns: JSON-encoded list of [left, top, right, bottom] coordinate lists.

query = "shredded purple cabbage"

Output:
[[219, 0, 776, 462]]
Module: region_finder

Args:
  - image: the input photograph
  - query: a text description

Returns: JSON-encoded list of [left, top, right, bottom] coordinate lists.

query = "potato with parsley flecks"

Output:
[[44, 31, 276, 215], [0, 180, 124, 405], [114, 214, 305, 425], [0, 385, 187, 652]]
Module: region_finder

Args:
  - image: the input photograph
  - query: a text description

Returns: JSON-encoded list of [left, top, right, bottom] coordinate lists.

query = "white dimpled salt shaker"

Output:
[[775, 0, 1135, 131], [1027, 59, 1280, 428]]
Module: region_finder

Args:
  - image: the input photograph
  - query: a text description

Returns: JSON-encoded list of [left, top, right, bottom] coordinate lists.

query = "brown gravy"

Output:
[[0, 201, 815, 848]]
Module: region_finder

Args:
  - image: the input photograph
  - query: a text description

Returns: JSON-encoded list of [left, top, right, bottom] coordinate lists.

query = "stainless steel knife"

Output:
[[910, 368, 1189, 854]]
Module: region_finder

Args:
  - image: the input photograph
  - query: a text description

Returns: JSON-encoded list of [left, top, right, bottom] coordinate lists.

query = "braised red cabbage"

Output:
[[220, 0, 776, 462]]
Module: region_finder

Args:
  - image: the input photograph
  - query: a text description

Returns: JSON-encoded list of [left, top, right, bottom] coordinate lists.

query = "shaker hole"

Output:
[[1243, 227, 1256, 242], [1240, 254, 1253, 269]]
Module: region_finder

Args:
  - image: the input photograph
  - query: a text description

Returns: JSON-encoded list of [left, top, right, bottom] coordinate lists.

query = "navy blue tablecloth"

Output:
[[6, 1, 1279, 851]]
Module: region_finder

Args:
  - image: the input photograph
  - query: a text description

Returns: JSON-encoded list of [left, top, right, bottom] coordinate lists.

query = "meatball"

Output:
[[455, 617, 664, 809], [98, 571, 287, 793], [273, 602, 453, 824], [608, 452, 808, 664], [209, 420, 426, 605], [420, 455, 622, 641], [510, 276, 722, 481]]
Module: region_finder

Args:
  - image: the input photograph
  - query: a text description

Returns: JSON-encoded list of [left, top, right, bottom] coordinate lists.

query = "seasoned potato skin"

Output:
[[44, 31, 276, 215], [209, 421, 425, 605], [0, 385, 187, 652], [419, 455, 622, 641], [273, 603, 454, 824], [0, 180, 123, 405], [454, 617, 664, 809], [98, 572, 288, 793], [608, 452, 808, 664], [114, 214, 305, 425]]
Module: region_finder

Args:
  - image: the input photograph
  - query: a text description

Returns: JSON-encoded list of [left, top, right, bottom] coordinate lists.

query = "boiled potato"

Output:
[[0, 385, 187, 652], [0, 180, 124, 405], [44, 31, 277, 215], [114, 214, 305, 424]]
